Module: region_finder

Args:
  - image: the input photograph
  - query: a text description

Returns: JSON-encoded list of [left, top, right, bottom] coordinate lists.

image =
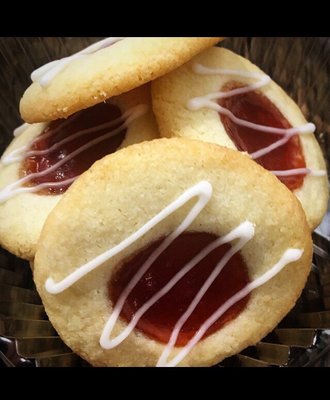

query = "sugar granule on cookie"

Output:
[[34, 138, 312, 367]]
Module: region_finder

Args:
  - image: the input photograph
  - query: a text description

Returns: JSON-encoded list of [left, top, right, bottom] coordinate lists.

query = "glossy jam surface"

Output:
[[21, 102, 126, 194], [109, 232, 250, 347], [219, 82, 306, 190]]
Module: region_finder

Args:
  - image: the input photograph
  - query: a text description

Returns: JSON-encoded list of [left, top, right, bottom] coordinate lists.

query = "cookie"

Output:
[[34, 138, 312, 367], [0, 84, 159, 260], [20, 37, 222, 123], [151, 47, 328, 230]]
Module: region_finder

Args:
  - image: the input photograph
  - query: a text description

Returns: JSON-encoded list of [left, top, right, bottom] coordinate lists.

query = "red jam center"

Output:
[[219, 82, 306, 191], [109, 232, 250, 347], [21, 102, 126, 195]]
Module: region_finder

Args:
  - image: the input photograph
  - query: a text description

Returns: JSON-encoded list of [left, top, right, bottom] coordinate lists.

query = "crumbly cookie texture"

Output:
[[20, 38, 222, 123], [151, 46, 329, 230], [34, 138, 312, 367], [0, 84, 159, 260]]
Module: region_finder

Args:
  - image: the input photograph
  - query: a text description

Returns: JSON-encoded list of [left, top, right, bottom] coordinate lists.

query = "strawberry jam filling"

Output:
[[109, 232, 250, 347], [219, 82, 306, 190], [21, 102, 126, 195]]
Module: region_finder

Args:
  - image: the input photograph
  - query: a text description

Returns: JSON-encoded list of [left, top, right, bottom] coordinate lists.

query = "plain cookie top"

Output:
[[20, 37, 222, 123]]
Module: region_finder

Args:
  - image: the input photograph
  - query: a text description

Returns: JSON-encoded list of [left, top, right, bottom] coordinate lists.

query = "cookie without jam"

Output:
[[0, 84, 159, 260], [151, 47, 328, 230], [20, 37, 222, 123], [34, 138, 312, 367]]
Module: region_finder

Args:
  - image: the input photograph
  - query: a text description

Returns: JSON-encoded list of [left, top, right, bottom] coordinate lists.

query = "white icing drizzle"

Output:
[[2, 107, 132, 166], [158, 247, 303, 367], [271, 168, 327, 177], [44, 181, 303, 366], [188, 63, 326, 178], [13, 123, 29, 138], [0, 177, 77, 199], [31, 37, 125, 87], [0, 104, 147, 203], [100, 220, 254, 351], [45, 181, 213, 294], [2, 112, 82, 165]]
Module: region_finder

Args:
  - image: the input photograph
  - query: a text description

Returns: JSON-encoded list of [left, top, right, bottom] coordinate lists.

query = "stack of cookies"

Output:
[[0, 37, 328, 367]]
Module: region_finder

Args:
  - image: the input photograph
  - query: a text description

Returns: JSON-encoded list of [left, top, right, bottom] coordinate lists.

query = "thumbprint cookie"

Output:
[[0, 84, 159, 260], [34, 138, 312, 367], [151, 47, 328, 230], [20, 37, 222, 124]]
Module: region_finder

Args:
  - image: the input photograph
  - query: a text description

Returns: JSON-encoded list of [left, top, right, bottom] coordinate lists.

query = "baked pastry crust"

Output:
[[34, 138, 312, 366], [20, 37, 222, 123], [151, 47, 328, 230], [0, 84, 159, 260]]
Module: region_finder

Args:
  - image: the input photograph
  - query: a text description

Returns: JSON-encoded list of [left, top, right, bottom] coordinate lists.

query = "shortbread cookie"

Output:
[[151, 47, 328, 230], [34, 138, 312, 367], [0, 84, 159, 260], [20, 37, 222, 123]]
